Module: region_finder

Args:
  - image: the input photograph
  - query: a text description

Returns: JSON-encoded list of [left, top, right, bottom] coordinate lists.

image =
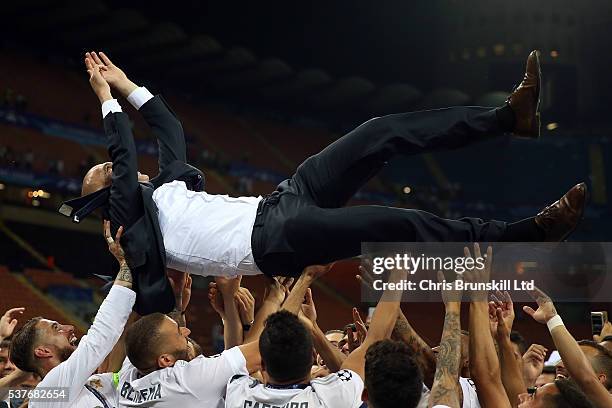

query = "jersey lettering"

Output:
[[120, 381, 163, 403]]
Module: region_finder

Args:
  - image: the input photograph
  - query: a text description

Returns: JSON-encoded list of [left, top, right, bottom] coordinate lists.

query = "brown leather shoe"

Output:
[[507, 50, 542, 138], [535, 183, 587, 241]]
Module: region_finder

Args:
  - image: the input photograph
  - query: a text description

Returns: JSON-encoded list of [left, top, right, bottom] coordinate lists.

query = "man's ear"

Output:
[[597, 373, 607, 387], [157, 354, 176, 369], [361, 387, 368, 402], [34, 345, 53, 359]]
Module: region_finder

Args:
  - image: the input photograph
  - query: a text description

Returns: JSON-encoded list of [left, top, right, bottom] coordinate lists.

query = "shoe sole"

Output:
[[559, 183, 588, 242]]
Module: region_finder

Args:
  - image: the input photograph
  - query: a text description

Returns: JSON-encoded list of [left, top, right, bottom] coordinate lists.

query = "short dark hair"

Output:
[[365, 340, 423, 408], [259, 311, 313, 383], [542, 365, 557, 374], [125, 313, 168, 373], [0, 339, 11, 350], [577, 340, 612, 390], [510, 330, 527, 354], [545, 378, 595, 408], [9, 317, 42, 374]]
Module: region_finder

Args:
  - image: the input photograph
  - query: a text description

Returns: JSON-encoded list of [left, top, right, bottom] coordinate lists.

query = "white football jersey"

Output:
[[224, 369, 364, 408], [117, 347, 247, 407], [459, 377, 481, 408]]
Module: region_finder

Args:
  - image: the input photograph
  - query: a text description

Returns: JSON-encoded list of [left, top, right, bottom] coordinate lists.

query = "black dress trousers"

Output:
[[252, 106, 509, 277]]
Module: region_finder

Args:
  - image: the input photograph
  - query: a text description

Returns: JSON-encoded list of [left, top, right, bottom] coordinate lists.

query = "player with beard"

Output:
[[9, 222, 136, 408]]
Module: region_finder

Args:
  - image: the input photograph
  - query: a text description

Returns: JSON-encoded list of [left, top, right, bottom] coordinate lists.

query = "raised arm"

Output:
[[85, 54, 142, 233], [97, 221, 140, 374], [429, 271, 463, 408], [523, 288, 612, 408], [244, 277, 293, 343], [466, 244, 512, 408], [281, 264, 332, 314], [358, 261, 437, 387], [209, 276, 243, 348], [341, 268, 407, 380], [495, 306, 526, 408], [37, 222, 136, 403], [299, 288, 347, 373], [91, 51, 186, 172]]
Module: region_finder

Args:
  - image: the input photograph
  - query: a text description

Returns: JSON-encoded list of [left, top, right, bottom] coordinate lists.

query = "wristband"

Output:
[[546, 315, 564, 332]]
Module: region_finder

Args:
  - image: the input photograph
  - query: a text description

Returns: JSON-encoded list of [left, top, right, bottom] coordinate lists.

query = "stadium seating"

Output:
[[0, 265, 84, 336]]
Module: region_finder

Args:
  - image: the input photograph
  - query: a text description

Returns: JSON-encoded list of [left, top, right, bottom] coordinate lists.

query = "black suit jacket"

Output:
[[60, 95, 204, 315]]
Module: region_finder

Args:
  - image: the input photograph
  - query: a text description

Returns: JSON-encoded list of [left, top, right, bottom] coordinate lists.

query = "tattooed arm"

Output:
[[429, 271, 462, 408], [393, 310, 436, 388], [104, 220, 133, 289]]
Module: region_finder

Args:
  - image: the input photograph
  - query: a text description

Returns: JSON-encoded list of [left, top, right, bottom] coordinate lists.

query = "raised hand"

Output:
[[522, 344, 548, 386], [303, 263, 334, 280], [0, 307, 25, 340], [182, 274, 193, 312], [356, 258, 377, 298], [493, 290, 515, 329], [215, 275, 242, 295], [593, 321, 612, 343], [488, 290, 515, 337], [264, 276, 293, 306], [208, 281, 225, 318], [522, 287, 558, 324], [438, 269, 463, 306], [89, 52, 126, 86], [352, 307, 367, 345], [234, 287, 255, 325], [85, 54, 111, 103], [89, 51, 137, 97], [300, 288, 317, 324], [463, 243, 493, 302], [104, 220, 126, 264]]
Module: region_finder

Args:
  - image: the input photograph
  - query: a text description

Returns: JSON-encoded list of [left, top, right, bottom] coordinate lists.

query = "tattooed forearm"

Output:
[[393, 311, 436, 387], [430, 309, 461, 408], [114, 261, 133, 288]]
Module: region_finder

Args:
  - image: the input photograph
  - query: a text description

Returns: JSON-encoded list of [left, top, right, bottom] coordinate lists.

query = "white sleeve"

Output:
[[175, 347, 248, 401], [126, 87, 154, 110], [33, 285, 136, 407], [101, 99, 122, 118], [314, 369, 364, 407]]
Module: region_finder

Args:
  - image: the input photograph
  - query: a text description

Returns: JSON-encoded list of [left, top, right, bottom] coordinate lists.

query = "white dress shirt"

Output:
[[103, 88, 262, 277], [153, 180, 263, 277]]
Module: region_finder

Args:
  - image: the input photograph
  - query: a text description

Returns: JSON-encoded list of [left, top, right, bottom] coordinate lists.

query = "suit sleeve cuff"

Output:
[[102, 99, 122, 118], [127, 87, 154, 110]]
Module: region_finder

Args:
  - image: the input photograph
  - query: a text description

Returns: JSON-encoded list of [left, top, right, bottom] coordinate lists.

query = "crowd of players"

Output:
[[0, 228, 611, 407]]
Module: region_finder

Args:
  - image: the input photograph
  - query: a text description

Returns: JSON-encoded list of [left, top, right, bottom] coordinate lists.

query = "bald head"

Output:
[[81, 162, 150, 196], [82, 162, 112, 196]]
